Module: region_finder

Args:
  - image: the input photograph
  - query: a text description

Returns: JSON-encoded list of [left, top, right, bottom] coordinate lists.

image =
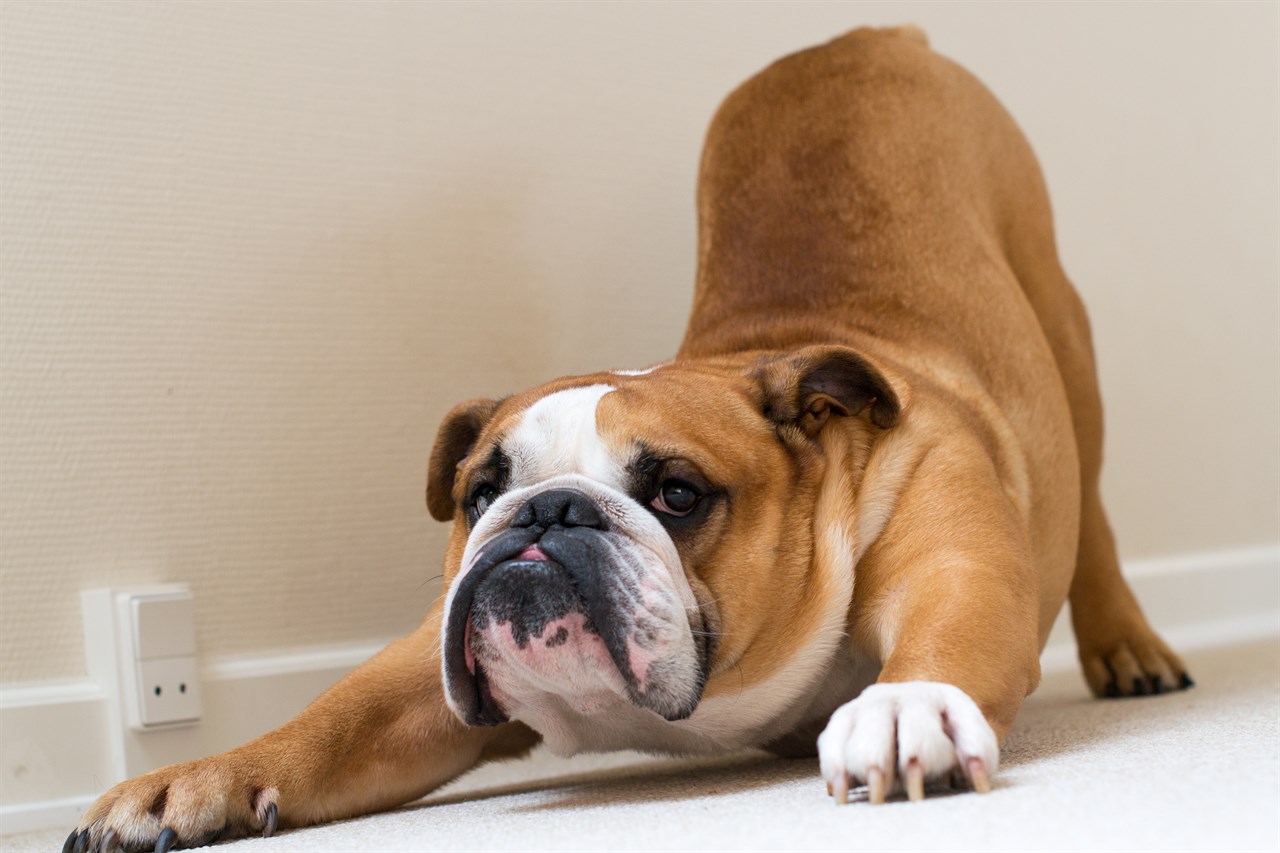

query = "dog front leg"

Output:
[[817, 534, 1041, 805], [67, 599, 537, 851]]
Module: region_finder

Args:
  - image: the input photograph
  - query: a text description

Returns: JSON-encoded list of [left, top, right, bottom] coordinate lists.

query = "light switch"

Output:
[[130, 593, 197, 660]]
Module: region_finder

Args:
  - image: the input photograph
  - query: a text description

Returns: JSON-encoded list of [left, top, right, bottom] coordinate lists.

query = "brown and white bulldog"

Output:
[[70, 25, 1191, 852]]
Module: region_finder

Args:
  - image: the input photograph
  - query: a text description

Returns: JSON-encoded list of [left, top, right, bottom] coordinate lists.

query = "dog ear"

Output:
[[754, 345, 903, 438], [426, 398, 500, 522]]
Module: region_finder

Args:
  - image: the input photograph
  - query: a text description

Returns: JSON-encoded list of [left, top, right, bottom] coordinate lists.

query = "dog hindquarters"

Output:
[[1000, 203, 1190, 694], [975, 72, 1192, 698]]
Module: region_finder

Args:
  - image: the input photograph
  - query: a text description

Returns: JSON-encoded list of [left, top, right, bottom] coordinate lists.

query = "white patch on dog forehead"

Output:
[[505, 384, 624, 488]]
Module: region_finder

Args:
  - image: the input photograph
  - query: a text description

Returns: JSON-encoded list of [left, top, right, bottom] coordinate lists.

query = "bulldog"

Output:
[[69, 25, 1190, 852]]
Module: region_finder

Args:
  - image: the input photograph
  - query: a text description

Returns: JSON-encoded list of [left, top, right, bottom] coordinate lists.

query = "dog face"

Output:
[[427, 347, 901, 740]]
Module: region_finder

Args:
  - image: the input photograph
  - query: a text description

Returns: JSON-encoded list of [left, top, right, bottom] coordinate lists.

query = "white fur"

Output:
[[509, 644, 871, 757], [505, 384, 622, 487], [817, 681, 999, 791]]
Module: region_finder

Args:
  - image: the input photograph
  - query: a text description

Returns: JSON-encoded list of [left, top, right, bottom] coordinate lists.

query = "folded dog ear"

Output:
[[754, 345, 903, 438], [426, 398, 500, 522]]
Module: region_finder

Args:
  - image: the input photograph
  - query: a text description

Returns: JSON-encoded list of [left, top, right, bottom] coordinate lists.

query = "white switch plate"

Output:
[[116, 590, 203, 729], [81, 585, 207, 784]]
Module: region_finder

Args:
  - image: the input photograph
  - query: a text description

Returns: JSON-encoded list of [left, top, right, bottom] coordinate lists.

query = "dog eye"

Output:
[[651, 479, 700, 517], [470, 484, 499, 521]]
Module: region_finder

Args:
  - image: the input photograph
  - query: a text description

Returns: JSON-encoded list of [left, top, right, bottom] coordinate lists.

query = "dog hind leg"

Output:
[[1032, 269, 1191, 697], [1070, 474, 1192, 697]]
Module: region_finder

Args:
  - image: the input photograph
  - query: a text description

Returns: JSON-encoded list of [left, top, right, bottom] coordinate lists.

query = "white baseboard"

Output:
[[2, 543, 1277, 835], [1039, 543, 1280, 671], [0, 640, 390, 835]]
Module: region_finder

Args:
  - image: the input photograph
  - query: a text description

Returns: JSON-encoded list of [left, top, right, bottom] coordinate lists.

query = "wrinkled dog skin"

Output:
[[71, 26, 1189, 851]]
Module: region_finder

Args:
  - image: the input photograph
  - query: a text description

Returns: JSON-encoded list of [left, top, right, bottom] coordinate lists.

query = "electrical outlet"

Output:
[[135, 656, 201, 726]]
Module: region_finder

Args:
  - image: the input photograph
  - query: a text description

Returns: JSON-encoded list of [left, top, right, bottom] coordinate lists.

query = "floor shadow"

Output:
[[506, 756, 813, 813], [401, 752, 791, 813], [391, 639, 1274, 819]]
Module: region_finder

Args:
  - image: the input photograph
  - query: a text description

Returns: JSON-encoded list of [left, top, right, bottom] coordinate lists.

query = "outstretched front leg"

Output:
[[67, 599, 537, 851], [817, 479, 1042, 804]]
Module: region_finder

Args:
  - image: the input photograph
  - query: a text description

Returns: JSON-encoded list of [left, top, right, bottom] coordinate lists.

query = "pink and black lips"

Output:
[[442, 486, 711, 727]]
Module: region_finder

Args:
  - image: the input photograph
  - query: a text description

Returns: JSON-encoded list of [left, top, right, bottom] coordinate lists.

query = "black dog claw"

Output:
[[263, 801, 278, 838], [154, 827, 177, 853], [1180, 672, 1195, 689], [72, 829, 89, 853], [61, 829, 79, 853]]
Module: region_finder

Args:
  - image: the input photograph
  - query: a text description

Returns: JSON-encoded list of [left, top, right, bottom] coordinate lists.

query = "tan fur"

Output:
[[74, 27, 1185, 847], [681, 26, 1183, 735]]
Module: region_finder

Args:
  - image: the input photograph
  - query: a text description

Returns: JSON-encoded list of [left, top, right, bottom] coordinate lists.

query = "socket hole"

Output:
[[179, 683, 187, 693], [154, 686, 162, 696]]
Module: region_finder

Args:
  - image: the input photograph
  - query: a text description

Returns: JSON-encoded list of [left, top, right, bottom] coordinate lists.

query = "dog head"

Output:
[[428, 346, 902, 735]]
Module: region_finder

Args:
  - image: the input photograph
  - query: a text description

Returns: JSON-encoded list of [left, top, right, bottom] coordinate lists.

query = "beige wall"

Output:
[[1, 1, 1276, 683]]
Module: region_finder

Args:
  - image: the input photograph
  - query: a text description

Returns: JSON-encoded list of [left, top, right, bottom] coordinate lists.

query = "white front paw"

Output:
[[816, 681, 998, 804]]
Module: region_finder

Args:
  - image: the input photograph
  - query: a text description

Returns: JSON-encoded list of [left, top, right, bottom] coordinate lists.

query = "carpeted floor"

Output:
[[7, 638, 1278, 852]]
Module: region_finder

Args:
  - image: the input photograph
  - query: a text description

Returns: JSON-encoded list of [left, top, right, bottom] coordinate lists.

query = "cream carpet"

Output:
[[7, 638, 1278, 852]]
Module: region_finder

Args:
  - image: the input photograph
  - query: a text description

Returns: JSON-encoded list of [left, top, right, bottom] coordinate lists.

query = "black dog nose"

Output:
[[512, 489, 606, 530]]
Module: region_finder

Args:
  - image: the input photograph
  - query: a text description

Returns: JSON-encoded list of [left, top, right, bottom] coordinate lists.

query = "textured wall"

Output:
[[2, 2, 1276, 682]]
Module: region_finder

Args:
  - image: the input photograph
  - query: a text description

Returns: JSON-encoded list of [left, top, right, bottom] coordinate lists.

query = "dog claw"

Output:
[[831, 773, 849, 805], [73, 829, 89, 853], [905, 759, 925, 801], [967, 757, 991, 794], [867, 766, 886, 805], [263, 801, 279, 837], [100, 829, 118, 853], [62, 829, 79, 853], [155, 827, 177, 853], [1180, 672, 1195, 689]]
